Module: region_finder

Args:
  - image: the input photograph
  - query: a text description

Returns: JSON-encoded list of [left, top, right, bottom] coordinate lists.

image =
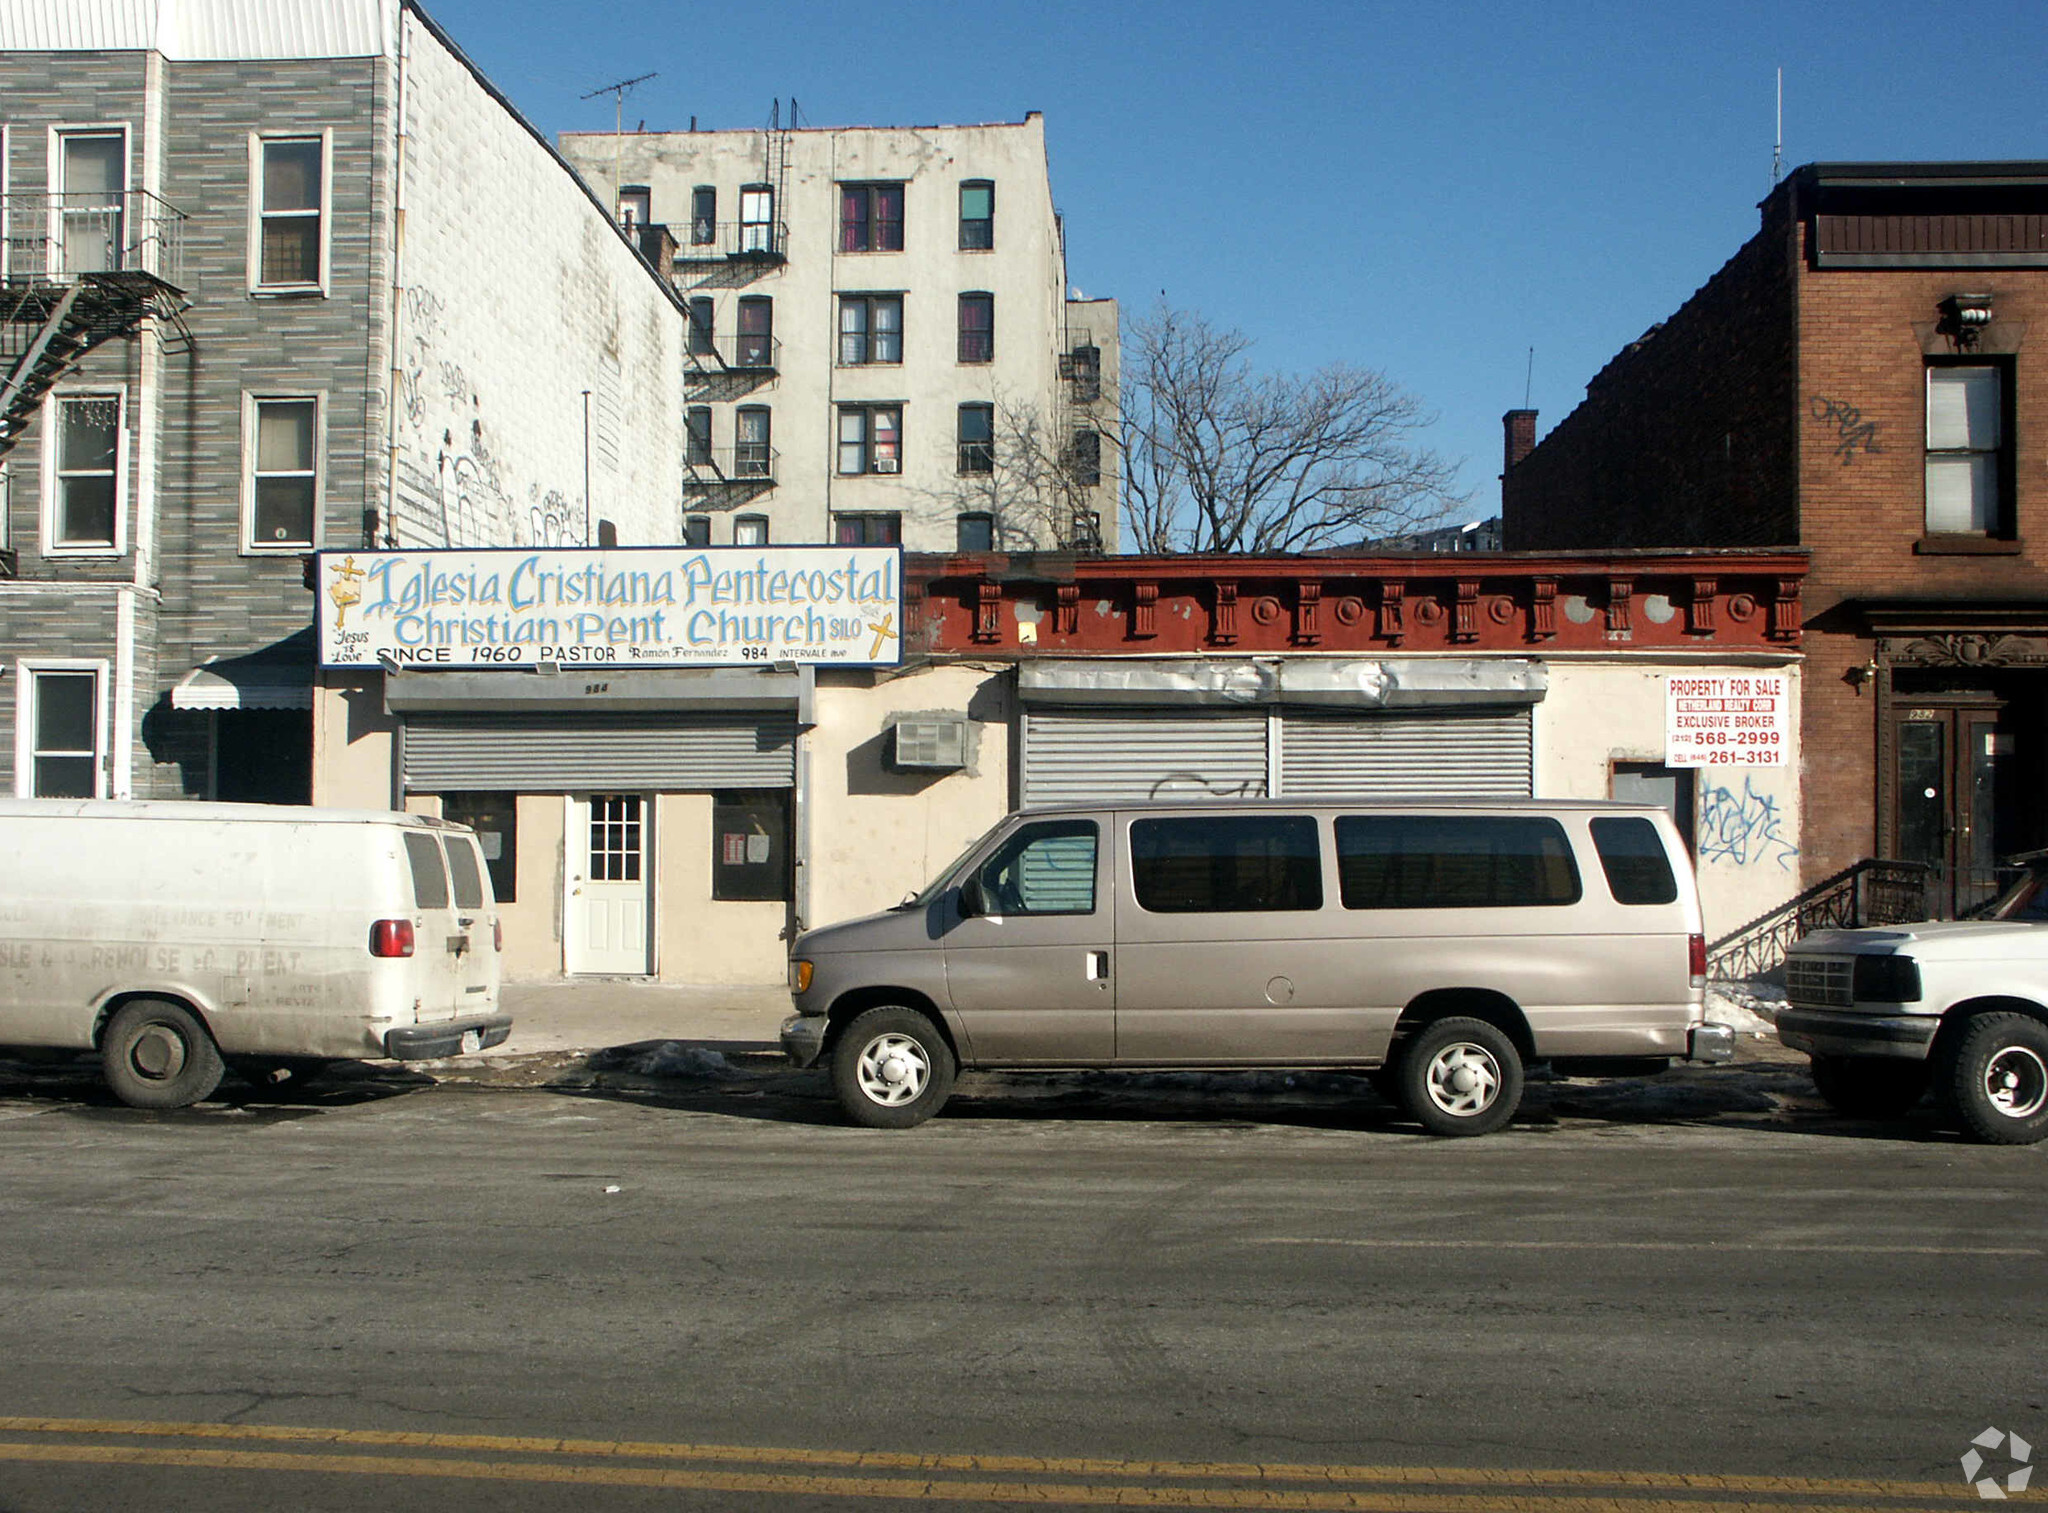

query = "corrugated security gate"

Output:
[[402, 711, 797, 791], [1019, 707, 1531, 806]]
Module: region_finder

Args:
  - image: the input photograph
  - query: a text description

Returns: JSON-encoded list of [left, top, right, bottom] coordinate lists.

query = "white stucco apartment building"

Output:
[[559, 114, 1118, 556]]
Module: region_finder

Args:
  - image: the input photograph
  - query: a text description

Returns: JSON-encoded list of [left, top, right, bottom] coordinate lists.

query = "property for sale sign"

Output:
[[1666, 673, 1790, 766]]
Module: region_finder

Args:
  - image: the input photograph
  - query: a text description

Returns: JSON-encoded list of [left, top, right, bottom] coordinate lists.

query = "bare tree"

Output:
[[1121, 301, 1464, 554], [931, 392, 1101, 552]]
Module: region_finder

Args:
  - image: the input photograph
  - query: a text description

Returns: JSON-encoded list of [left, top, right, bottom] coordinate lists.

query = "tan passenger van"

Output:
[[0, 800, 511, 1108], [783, 799, 1722, 1135]]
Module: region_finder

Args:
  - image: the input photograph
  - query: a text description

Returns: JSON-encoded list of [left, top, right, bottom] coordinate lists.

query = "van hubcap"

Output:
[[1983, 1046, 2048, 1120], [856, 1033, 930, 1106], [1424, 1043, 1500, 1117], [130, 1024, 187, 1081]]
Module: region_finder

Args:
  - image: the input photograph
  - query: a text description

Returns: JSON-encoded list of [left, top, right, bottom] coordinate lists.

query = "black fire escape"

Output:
[[1, 191, 192, 575]]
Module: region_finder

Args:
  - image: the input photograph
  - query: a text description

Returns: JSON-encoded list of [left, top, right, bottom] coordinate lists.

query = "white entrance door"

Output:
[[565, 794, 652, 975]]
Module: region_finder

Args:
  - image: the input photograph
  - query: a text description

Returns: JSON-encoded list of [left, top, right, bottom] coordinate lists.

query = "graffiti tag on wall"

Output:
[[1699, 776, 1799, 871], [1809, 396, 1882, 465]]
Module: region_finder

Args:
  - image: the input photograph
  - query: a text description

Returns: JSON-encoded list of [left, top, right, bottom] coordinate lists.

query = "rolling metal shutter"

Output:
[[1277, 708, 1531, 797], [1020, 710, 1268, 805], [402, 712, 796, 792]]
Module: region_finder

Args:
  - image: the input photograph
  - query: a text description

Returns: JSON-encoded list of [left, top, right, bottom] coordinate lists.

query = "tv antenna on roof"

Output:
[[583, 72, 657, 210], [1771, 66, 1783, 187]]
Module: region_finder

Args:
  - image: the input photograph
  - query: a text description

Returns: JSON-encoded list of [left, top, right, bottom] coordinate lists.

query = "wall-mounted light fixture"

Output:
[[1940, 292, 1995, 348]]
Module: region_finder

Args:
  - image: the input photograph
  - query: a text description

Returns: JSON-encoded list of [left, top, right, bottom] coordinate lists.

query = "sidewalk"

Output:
[[495, 979, 791, 1056]]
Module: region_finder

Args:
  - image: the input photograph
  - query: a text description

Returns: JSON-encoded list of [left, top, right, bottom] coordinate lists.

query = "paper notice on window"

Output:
[[1666, 673, 1789, 766]]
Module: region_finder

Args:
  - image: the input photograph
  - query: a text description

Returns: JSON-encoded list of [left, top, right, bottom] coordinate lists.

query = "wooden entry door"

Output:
[[1894, 704, 2006, 917], [565, 794, 653, 975]]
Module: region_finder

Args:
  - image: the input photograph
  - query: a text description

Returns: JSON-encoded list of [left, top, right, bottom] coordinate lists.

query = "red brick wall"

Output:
[[1503, 198, 1800, 551]]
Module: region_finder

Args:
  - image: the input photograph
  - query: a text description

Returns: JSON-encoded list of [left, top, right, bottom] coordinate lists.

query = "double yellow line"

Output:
[[0, 1417, 1989, 1508]]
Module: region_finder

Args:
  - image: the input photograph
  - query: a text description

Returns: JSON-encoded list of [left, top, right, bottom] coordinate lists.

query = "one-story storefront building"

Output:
[[312, 546, 1810, 984]]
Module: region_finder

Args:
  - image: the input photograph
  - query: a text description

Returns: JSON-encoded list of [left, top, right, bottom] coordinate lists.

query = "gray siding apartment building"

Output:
[[0, 0, 688, 802]]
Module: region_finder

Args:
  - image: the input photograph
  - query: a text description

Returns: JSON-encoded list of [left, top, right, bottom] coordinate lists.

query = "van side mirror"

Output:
[[957, 877, 986, 918]]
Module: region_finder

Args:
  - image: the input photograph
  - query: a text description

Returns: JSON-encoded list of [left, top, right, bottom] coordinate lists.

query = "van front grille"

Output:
[[1785, 955, 1854, 1007]]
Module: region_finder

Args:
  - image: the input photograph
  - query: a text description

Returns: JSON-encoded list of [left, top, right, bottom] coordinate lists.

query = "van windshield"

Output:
[[894, 821, 1007, 909]]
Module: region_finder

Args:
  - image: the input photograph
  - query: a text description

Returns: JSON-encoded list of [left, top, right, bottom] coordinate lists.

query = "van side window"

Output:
[[973, 820, 1097, 915], [444, 836, 488, 910], [1589, 816, 1679, 905], [1335, 815, 1580, 910], [1130, 815, 1321, 913], [404, 831, 449, 909]]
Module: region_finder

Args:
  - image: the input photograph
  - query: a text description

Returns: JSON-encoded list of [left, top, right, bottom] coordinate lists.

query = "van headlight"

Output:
[[788, 959, 814, 994], [1852, 954, 1922, 1004]]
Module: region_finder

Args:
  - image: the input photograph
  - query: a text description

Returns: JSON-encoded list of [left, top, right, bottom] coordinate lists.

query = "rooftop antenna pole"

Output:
[[582, 71, 657, 216], [1523, 347, 1534, 410], [1771, 67, 1783, 187]]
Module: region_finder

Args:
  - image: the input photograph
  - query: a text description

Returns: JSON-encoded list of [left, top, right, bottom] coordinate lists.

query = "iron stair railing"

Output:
[[1706, 858, 1931, 982]]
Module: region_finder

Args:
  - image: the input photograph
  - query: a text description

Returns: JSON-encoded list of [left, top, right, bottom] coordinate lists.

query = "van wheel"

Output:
[[832, 1007, 955, 1129], [1809, 1055, 1928, 1119], [1396, 1018, 1523, 1137], [101, 999, 224, 1110], [1943, 1013, 2048, 1146]]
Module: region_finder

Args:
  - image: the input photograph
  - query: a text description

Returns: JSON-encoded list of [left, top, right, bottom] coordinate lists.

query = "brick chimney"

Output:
[[1501, 409, 1537, 477]]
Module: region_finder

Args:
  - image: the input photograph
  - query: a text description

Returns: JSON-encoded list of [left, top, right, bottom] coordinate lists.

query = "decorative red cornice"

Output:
[[906, 551, 1810, 657]]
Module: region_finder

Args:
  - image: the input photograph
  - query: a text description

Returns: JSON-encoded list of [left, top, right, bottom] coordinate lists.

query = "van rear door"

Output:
[[440, 831, 500, 1014], [401, 830, 463, 1022]]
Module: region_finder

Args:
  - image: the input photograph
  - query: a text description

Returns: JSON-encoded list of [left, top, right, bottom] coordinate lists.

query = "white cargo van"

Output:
[[0, 800, 511, 1108]]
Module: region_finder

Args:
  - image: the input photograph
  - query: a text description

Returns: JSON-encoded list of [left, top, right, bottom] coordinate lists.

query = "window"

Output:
[[734, 407, 772, 477], [1069, 427, 1101, 487], [735, 297, 773, 367], [957, 403, 994, 474], [733, 515, 768, 546], [958, 293, 993, 363], [833, 513, 900, 546], [253, 134, 325, 290], [57, 130, 124, 274], [687, 297, 715, 357], [956, 513, 994, 552], [1334, 815, 1581, 911], [404, 831, 449, 909], [15, 665, 103, 798], [1611, 760, 1695, 854], [690, 185, 716, 245], [970, 820, 1097, 915], [685, 406, 712, 466], [837, 405, 902, 474], [596, 519, 618, 548], [616, 185, 650, 229], [244, 395, 321, 550], [839, 182, 904, 252], [1926, 364, 2006, 534], [47, 391, 122, 551], [738, 183, 774, 254], [1589, 817, 1679, 906], [441, 793, 517, 902], [959, 180, 993, 250], [712, 790, 790, 901], [682, 515, 711, 546], [838, 295, 903, 364], [1131, 815, 1323, 914]]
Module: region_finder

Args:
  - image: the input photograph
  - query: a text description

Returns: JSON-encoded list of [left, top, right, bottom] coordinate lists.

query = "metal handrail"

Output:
[[673, 220, 789, 262], [687, 332, 781, 373], [685, 444, 778, 484], [1, 190, 188, 288], [1706, 858, 1931, 982]]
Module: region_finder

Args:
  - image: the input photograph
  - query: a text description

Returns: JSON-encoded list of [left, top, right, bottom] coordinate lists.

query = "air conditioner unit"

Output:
[[892, 713, 968, 771], [874, 458, 900, 473]]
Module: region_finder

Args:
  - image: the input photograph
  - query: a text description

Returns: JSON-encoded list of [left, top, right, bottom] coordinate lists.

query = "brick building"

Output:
[[1504, 161, 2048, 913], [0, 0, 687, 803]]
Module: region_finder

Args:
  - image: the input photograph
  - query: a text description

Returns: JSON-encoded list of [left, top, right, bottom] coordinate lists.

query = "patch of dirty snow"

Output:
[[589, 1042, 739, 1079]]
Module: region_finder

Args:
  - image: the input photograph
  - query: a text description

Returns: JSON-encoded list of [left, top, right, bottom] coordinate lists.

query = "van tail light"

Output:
[[371, 918, 416, 958], [1688, 932, 1707, 988], [492, 918, 503, 953]]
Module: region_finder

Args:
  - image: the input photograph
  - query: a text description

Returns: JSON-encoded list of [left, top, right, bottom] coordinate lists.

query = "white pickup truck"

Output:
[[1778, 854, 2048, 1144]]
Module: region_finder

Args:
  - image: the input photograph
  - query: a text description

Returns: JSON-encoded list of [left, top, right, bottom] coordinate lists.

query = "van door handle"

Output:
[[1085, 950, 1109, 982]]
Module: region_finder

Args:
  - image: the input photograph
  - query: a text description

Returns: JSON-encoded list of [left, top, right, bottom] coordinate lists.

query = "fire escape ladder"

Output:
[[0, 271, 190, 460]]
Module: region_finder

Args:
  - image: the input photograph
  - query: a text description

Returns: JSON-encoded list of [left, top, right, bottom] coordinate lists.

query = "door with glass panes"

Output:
[[565, 794, 652, 974], [1894, 702, 2007, 918]]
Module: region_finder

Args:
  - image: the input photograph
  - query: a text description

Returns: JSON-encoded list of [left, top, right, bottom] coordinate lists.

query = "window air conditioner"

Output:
[[874, 458, 900, 473], [892, 714, 969, 770]]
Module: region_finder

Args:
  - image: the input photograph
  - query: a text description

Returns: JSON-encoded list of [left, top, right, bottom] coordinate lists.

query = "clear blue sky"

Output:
[[425, 0, 2046, 521]]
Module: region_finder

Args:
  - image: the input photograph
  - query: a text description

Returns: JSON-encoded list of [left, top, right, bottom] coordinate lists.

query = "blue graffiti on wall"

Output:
[[1699, 776, 1799, 870]]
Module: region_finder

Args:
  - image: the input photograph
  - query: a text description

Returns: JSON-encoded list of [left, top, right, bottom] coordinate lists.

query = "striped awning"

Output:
[[170, 634, 314, 710]]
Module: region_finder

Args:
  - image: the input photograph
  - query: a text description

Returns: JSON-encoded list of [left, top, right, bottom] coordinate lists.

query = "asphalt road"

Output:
[[0, 1051, 2041, 1511]]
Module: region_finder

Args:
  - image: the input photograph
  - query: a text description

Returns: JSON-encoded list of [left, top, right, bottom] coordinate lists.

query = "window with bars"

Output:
[[690, 185, 716, 245], [958, 293, 993, 363], [735, 407, 772, 477], [255, 135, 324, 289], [837, 406, 902, 475], [838, 295, 903, 365], [959, 180, 994, 250], [58, 131, 124, 275], [839, 183, 904, 252], [246, 395, 320, 549]]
